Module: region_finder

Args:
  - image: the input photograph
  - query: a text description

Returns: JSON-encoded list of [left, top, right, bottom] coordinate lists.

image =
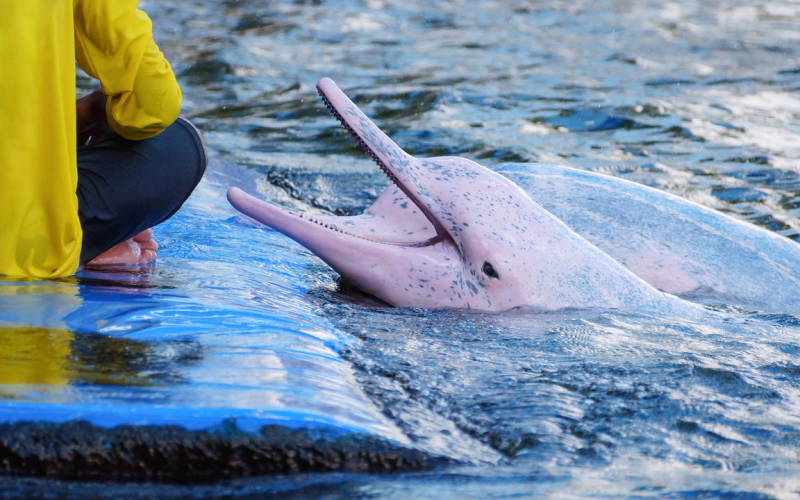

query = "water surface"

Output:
[[10, 0, 800, 497]]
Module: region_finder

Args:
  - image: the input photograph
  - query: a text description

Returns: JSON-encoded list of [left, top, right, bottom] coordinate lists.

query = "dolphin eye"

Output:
[[482, 262, 499, 279]]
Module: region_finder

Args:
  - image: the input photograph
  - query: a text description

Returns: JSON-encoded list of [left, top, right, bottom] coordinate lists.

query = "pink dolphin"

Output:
[[227, 78, 694, 312]]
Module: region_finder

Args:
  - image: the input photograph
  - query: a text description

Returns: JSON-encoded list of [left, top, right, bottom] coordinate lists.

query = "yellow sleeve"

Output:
[[73, 0, 182, 140]]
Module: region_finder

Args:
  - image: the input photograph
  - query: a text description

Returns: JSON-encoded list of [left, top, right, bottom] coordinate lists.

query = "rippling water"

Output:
[[140, 0, 800, 235], [37, 0, 800, 497]]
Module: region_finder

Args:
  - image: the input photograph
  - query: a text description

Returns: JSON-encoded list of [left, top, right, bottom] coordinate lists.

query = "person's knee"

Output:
[[76, 117, 208, 264], [174, 117, 208, 180]]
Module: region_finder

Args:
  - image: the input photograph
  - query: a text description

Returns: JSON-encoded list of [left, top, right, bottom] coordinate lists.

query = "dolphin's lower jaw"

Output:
[[225, 187, 472, 309]]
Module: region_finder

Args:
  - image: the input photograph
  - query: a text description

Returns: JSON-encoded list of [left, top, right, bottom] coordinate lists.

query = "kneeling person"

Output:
[[0, 1, 206, 277]]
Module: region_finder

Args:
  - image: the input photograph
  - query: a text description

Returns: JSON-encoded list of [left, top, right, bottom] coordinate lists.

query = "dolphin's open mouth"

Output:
[[227, 78, 531, 309], [314, 78, 451, 249], [226, 78, 465, 305]]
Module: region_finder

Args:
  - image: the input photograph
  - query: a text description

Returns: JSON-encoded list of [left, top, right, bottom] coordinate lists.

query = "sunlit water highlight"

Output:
[[3, 0, 800, 498]]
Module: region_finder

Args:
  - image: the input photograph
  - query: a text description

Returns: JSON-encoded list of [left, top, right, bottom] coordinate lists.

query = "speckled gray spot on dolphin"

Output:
[[226, 78, 800, 314]]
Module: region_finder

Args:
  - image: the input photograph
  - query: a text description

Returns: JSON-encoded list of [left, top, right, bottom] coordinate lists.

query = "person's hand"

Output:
[[86, 229, 159, 266], [76, 89, 113, 145]]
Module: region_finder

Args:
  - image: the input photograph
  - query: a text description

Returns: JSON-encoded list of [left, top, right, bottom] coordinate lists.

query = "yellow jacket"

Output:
[[0, 0, 181, 278]]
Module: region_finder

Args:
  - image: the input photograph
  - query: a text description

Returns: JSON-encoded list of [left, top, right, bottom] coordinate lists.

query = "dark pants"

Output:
[[76, 117, 207, 264]]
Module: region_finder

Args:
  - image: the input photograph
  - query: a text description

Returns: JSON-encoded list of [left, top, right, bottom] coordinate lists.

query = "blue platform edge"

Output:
[[0, 159, 405, 443]]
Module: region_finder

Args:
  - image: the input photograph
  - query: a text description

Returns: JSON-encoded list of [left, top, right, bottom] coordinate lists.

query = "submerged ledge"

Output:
[[0, 420, 450, 482]]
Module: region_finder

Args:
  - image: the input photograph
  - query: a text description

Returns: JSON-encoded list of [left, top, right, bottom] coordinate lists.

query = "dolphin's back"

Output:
[[501, 163, 800, 313]]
